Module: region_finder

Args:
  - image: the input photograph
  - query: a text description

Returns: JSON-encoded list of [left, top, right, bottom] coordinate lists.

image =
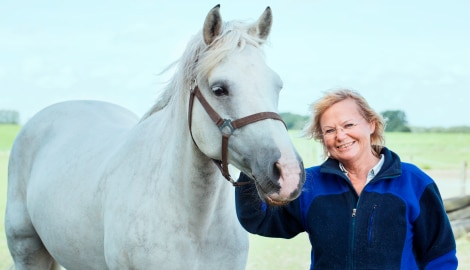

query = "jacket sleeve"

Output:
[[413, 182, 458, 269], [235, 172, 305, 239]]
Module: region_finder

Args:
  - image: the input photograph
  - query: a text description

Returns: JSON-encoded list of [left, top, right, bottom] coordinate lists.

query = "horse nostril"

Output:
[[272, 162, 281, 180]]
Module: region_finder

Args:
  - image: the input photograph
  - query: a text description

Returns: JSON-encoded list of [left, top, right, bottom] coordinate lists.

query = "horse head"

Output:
[[189, 5, 305, 206]]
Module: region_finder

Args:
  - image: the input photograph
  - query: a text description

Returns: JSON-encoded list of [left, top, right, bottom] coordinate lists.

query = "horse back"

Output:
[[10, 99, 138, 188]]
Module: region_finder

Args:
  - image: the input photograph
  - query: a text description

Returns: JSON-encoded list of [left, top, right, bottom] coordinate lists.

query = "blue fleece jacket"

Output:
[[235, 147, 457, 269]]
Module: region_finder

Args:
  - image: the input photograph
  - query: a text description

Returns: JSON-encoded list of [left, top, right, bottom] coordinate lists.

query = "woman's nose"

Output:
[[335, 127, 348, 138]]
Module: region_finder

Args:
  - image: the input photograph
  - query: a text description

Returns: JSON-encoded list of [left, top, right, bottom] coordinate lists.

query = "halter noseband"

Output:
[[188, 81, 287, 186]]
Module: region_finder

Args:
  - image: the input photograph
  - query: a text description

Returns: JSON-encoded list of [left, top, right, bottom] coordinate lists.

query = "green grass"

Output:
[[0, 153, 10, 269], [384, 132, 470, 170], [247, 233, 311, 269], [0, 124, 20, 151], [0, 125, 17, 268], [1, 127, 469, 269]]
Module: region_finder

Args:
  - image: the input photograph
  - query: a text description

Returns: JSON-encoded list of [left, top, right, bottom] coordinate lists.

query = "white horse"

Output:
[[5, 5, 305, 270]]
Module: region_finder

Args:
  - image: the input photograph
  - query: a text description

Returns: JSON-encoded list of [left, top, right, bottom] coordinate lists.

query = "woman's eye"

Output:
[[212, 86, 229, 97], [344, 123, 356, 129], [325, 129, 335, 134]]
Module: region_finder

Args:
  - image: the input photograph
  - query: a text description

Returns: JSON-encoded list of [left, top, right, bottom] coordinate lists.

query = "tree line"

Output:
[[280, 110, 412, 132], [2, 109, 469, 133], [280, 110, 470, 133], [0, 110, 19, 124]]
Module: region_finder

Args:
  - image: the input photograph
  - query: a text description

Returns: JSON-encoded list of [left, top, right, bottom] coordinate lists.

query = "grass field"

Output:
[[1, 125, 469, 269]]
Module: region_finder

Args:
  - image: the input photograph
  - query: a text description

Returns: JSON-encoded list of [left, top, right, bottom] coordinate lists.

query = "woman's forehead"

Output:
[[321, 99, 362, 123]]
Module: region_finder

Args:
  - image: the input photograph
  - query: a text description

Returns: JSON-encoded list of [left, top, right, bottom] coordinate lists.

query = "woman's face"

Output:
[[320, 99, 375, 164]]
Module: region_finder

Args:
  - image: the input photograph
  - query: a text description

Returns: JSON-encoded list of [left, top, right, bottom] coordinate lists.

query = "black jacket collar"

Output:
[[319, 146, 402, 181]]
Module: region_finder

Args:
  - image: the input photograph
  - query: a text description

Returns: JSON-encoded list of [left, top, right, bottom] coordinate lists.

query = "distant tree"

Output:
[[381, 110, 411, 132], [280, 112, 309, 130], [412, 126, 470, 133], [0, 110, 20, 124], [443, 126, 470, 133]]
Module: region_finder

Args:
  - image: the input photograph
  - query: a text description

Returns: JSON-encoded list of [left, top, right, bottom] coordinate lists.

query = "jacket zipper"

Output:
[[350, 195, 360, 269]]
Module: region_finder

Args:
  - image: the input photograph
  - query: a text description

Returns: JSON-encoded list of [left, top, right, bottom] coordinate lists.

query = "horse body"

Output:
[[6, 5, 305, 269], [7, 101, 138, 268]]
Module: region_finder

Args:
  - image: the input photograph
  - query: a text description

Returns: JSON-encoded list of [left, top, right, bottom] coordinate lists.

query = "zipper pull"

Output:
[[352, 208, 357, 217]]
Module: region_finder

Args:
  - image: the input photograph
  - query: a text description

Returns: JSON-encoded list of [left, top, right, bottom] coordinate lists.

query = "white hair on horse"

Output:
[[143, 20, 266, 120], [195, 21, 267, 77], [5, 5, 305, 270]]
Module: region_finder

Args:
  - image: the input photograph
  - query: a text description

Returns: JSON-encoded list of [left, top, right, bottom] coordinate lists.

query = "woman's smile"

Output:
[[336, 141, 355, 150]]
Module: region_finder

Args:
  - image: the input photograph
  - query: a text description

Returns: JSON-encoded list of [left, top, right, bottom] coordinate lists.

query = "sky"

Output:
[[1, 0, 469, 127]]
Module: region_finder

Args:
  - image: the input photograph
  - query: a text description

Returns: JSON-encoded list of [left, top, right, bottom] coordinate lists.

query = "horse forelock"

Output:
[[141, 20, 266, 121], [196, 20, 266, 79]]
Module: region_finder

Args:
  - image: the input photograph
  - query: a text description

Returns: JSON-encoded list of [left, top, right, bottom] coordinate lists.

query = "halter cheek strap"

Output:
[[188, 83, 286, 186]]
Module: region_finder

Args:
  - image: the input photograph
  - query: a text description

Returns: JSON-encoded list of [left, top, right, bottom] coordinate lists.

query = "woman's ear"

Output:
[[369, 120, 376, 134]]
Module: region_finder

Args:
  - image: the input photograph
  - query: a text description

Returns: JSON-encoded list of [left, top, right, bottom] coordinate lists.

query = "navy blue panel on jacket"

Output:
[[235, 147, 458, 270]]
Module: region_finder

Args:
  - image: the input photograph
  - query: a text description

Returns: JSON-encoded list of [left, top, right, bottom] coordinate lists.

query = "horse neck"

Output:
[[140, 94, 235, 228]]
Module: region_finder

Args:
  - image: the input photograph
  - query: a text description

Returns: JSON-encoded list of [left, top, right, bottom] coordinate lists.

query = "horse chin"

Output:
[[249, 156, 305, 206], [254, 181, 295, 207], [263, 195, 290, 207]]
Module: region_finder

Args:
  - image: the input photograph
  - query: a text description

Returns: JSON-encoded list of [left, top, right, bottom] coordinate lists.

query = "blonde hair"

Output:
[[303, 89, 385, 158]]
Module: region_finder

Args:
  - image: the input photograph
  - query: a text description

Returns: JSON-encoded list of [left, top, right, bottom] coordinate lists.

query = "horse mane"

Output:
[[140, 20, 267, 121]]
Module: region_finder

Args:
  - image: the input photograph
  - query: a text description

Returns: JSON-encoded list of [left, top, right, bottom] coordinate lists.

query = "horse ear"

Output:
[[249, 7, 272, 42], [203, 4, 223, 45]]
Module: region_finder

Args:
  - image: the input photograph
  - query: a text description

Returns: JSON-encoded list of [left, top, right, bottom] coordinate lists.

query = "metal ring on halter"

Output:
[[219, 119, 234, 135]]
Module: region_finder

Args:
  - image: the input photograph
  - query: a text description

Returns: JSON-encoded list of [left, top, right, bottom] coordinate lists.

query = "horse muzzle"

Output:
[[253, 156, 305, 206]]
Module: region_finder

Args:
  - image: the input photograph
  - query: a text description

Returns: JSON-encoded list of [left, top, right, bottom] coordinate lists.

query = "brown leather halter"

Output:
[[188, 82, 287, 186]]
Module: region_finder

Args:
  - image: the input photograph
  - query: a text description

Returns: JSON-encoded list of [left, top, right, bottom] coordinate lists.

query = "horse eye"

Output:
[[211, 86, 229, 97]]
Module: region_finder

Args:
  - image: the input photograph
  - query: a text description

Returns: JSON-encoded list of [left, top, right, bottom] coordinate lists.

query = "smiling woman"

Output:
[[235, 89, 458, 269]]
